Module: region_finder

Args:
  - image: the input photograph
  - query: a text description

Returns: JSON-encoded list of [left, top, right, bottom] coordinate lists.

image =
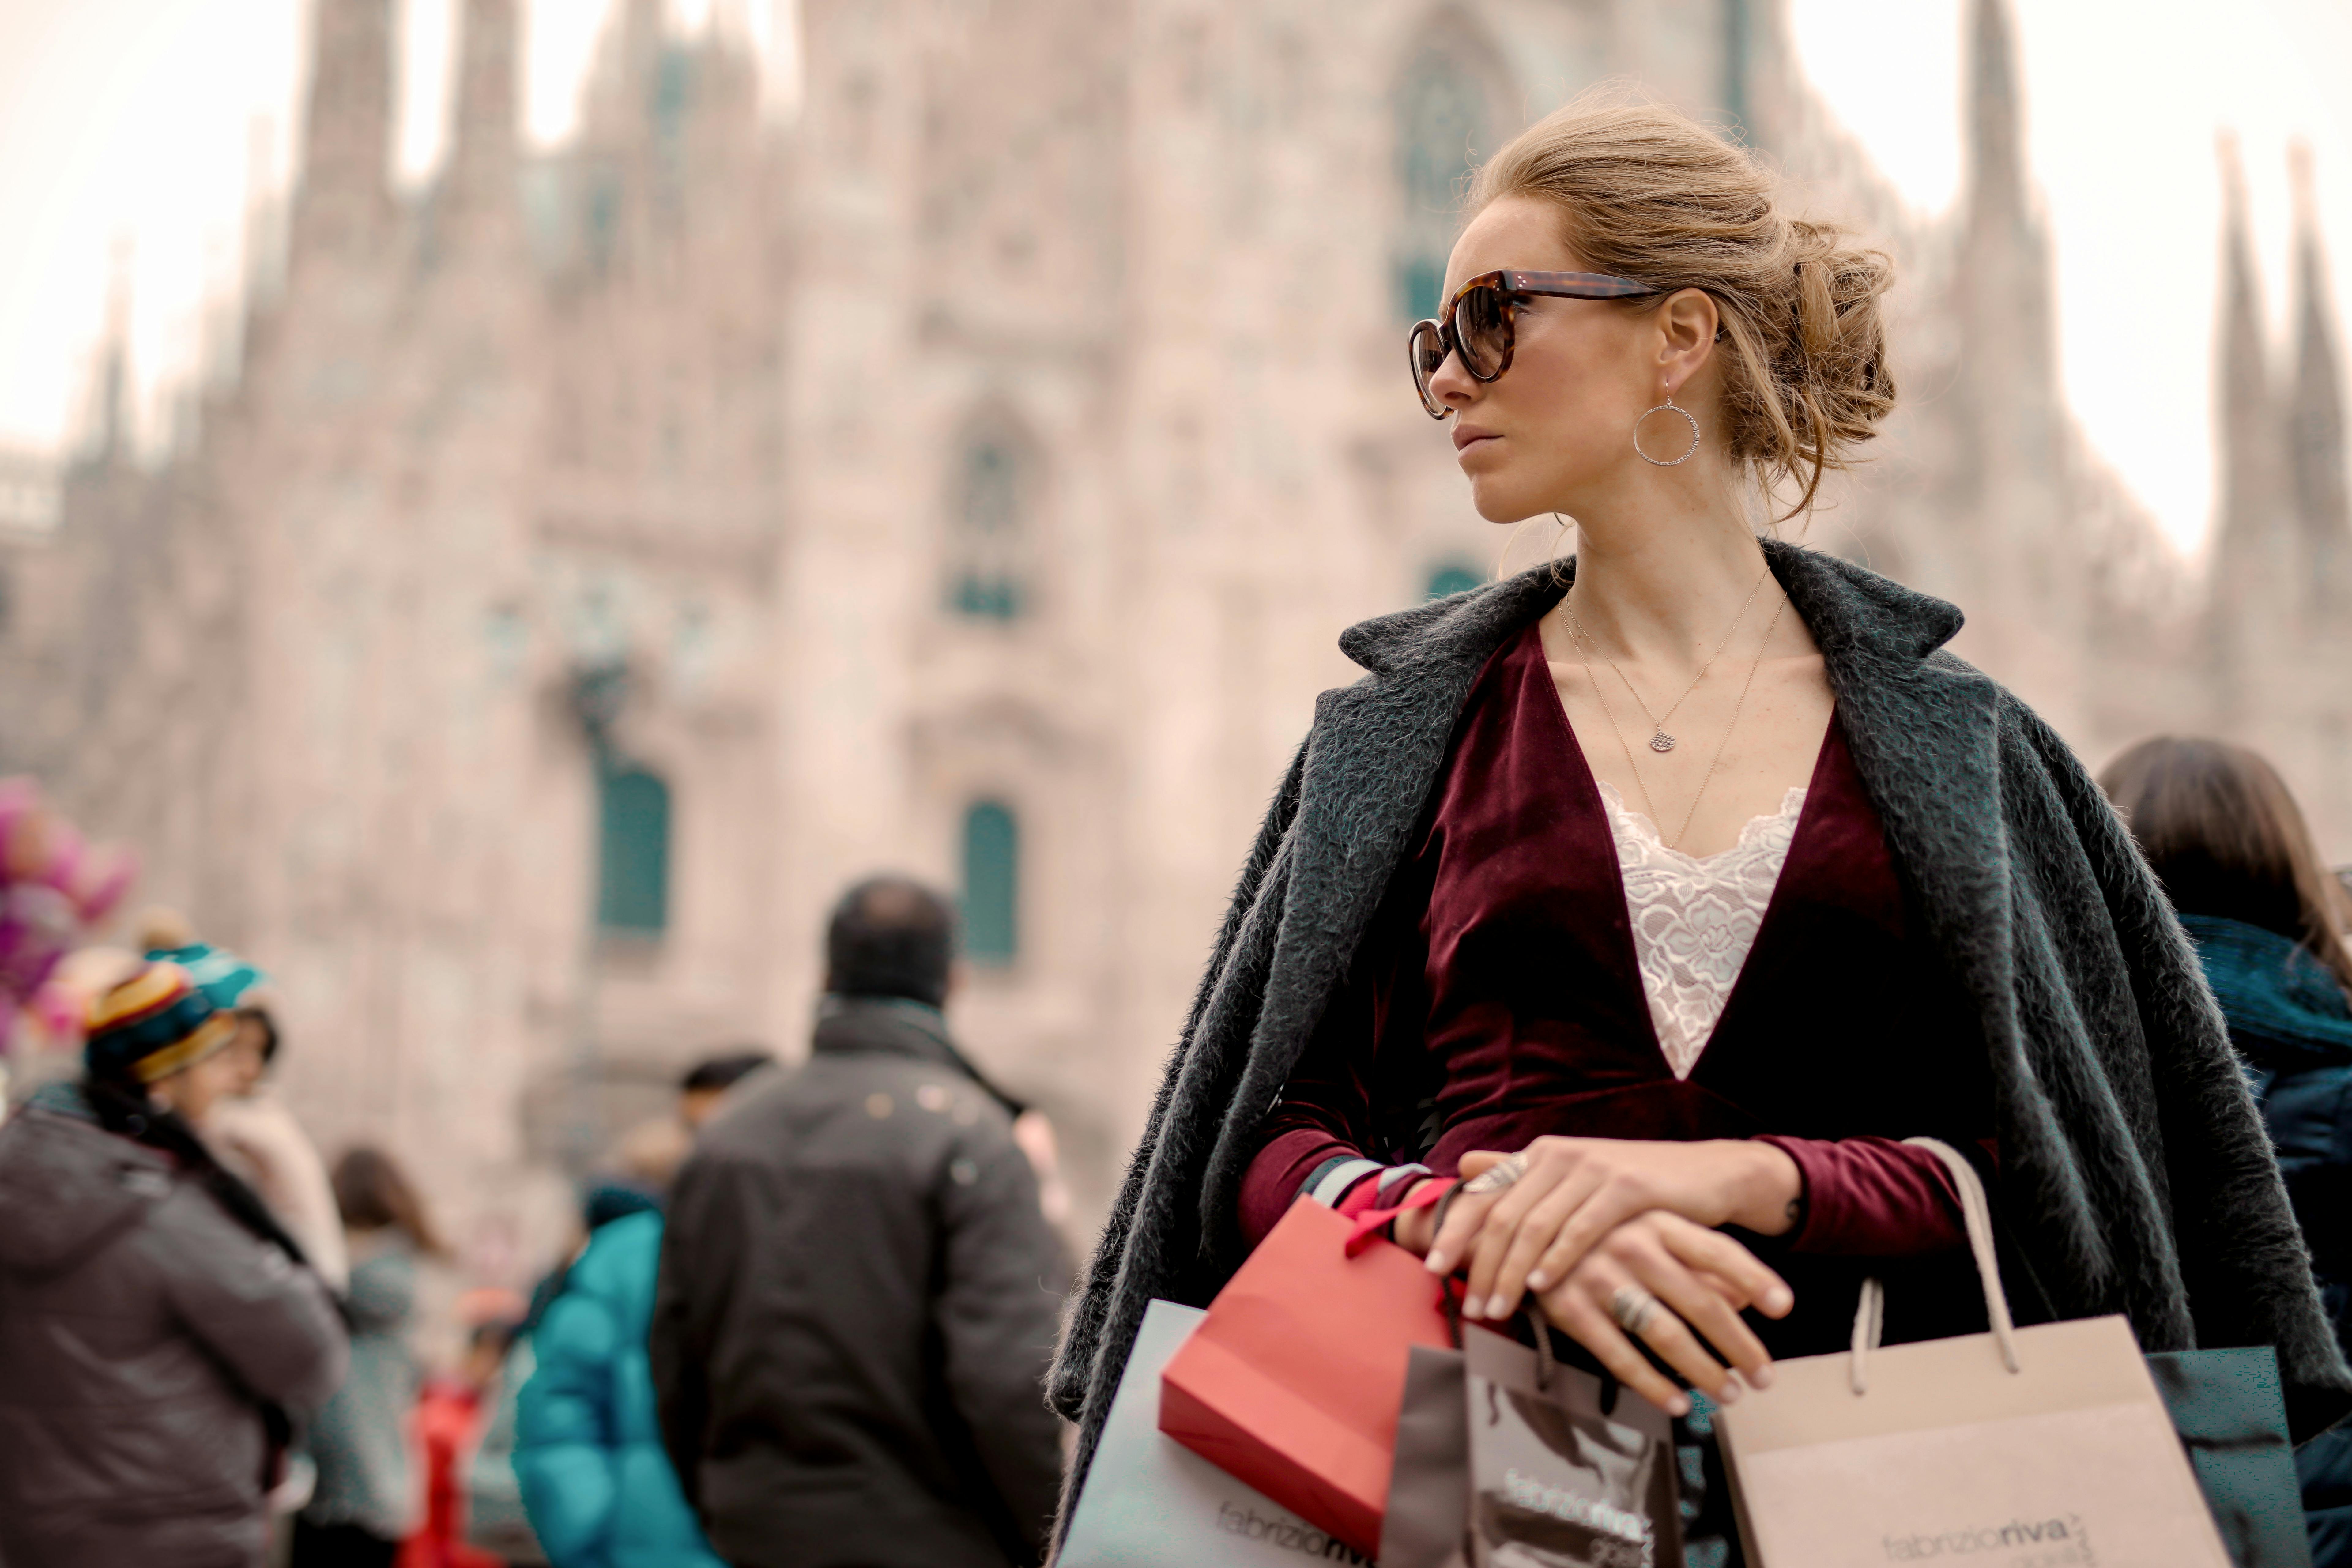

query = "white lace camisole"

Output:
[[1596, 779, 1808, 1079]]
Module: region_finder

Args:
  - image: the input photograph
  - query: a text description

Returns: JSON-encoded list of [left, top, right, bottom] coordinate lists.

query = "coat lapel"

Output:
[[1770, 547, 2015, 1026]]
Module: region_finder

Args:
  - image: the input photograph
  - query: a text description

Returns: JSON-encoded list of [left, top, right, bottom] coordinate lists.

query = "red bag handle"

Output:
[[1341, 1174, 1454, 1257]]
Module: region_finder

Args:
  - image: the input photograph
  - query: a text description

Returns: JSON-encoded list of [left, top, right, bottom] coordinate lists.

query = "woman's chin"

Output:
[[1466, 479, 1557, 526]]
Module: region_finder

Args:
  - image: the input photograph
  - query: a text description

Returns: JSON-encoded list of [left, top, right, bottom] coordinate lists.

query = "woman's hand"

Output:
[[1397, 1136, 1801, 1325], [1533, 1211, 1791, 1414]]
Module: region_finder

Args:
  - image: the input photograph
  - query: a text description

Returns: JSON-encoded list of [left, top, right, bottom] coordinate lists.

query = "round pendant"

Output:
[[1649, 731, 1677, 753]]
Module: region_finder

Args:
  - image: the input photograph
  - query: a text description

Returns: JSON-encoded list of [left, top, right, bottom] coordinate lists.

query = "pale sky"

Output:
[[0, 0, 2345, 558]]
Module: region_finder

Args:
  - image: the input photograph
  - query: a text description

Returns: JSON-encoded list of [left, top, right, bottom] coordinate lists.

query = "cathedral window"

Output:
[[960, 800, 1020, 966], [597, 762, 671, 935], [1394, 37, 1498, 322], [948, 429, 1031, 621]]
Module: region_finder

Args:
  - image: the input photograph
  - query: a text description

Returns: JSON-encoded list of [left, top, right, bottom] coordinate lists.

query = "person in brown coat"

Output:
[[0, 960, 347, 1567]]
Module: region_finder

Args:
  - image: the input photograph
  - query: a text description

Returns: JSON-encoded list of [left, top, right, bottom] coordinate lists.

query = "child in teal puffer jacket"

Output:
[[515, 1205, 723, 1568]]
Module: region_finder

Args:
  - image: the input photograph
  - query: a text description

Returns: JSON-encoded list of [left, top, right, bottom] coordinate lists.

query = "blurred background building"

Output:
[[0, 0, 2341, 1266]]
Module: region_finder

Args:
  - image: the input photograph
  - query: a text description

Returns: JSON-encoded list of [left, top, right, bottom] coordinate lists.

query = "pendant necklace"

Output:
[[1565, 562, 1773, 753], [1581, 591, 1791, 851]]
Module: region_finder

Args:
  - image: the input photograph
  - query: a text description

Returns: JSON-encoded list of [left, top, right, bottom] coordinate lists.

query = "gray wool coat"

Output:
[[1047, 540, 2352, 1526]]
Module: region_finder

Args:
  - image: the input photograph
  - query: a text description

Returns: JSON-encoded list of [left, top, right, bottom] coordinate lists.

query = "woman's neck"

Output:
[[1560, 491, 1773, 665]]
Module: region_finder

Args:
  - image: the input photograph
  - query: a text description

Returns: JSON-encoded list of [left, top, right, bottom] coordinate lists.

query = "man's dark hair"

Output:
[[680, 1050, 772, 1095], [826, 875, 956, 1008]]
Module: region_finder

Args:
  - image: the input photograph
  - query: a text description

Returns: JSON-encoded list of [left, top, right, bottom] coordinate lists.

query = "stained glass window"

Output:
[[949, 437, 1027, 620], [597, 763, 670, 934], [961, 800, 1019, 965], [1395, 47, 1493, 323], [1427, 563, 1483, 601]]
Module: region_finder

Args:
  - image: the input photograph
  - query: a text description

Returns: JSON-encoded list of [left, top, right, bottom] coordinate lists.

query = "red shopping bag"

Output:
[[1158, 1194, 1457, 1558]]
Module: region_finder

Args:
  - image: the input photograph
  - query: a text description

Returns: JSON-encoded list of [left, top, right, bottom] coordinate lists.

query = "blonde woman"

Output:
[[1050, 96, 2349, 1553]]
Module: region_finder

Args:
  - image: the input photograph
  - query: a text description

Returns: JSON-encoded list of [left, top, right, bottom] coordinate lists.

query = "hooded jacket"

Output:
[[0, 1085, 347, 1568], [650, 997, 1069, 1568], [517, 1208, 724, 1568], [2182, 912, 2352, 1564], [1046, 543, 2352, 1533]]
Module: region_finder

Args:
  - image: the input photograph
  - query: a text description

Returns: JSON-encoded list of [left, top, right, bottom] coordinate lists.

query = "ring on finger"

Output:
[[1609, 1285, 1662, 1337], [1460, 1152, 1529, 1197]]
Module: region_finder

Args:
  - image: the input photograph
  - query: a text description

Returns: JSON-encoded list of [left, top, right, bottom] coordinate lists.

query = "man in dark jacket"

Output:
[[651, 877, 1067, 1568]]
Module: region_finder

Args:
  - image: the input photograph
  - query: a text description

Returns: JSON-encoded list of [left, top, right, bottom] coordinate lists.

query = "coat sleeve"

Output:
[[2008, 697, 2352, 1440], [933, 1122, 1072, 1563], [1047, 735, 1308, 1421], [650, 1151, 747, 1514], [148, 1182, 348, 1417], [516, 1284, 623, 1568]]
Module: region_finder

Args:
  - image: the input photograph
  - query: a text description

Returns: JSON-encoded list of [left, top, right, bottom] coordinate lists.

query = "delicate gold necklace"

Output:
[[1577, 591, 1791, 851], [1565, 562, 1772, 753]]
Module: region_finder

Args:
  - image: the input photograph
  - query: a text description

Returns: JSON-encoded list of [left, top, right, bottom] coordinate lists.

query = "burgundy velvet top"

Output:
[[1242, 624, 2001, 1353]]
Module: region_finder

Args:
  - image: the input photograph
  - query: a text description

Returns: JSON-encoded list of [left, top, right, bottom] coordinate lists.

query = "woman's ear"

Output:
[[1655, 287, 1721, 391]]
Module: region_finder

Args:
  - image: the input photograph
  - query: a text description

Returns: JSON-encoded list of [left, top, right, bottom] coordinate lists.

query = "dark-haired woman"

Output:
[[295, 1147, 447, 1567], [2103, 737, 2352, 1564], [0, 961, 347, 1567], [1047, 92, 2351, 1560]]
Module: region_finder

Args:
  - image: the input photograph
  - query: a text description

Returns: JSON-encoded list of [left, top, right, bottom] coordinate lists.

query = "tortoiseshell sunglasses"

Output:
[[1408, 270, 1661, 418]]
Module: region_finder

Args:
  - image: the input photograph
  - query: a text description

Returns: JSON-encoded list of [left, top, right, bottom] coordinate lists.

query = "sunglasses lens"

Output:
[[1408, 322, 1448, 415], [1451, 285, 1511, 378]]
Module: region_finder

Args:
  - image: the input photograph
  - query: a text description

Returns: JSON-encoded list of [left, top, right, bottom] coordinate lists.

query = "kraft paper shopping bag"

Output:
[[1058, 1298, 1382, 1567], [1717, 1138, 2231, 1568]]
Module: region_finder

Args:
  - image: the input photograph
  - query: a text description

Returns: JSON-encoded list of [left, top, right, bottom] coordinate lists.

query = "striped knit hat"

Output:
[[145, 941, 269, 1012], [85, 961, 238, 1086]]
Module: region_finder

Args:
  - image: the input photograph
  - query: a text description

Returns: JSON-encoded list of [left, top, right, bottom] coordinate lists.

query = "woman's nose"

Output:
[[1427, 349, 1476, 411]]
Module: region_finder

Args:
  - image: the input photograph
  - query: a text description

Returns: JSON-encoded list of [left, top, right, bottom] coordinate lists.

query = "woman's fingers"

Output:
[[1428, 1146, 1564, 1277], [1523, 1182, 1654, 1300], [1423, 1184, 1498, 1276], [1621, 1235, 1777, 1390], [1465, 1166, 1605, 1321], [1657, 1216, 1794, 1318], [1541, 1276, 1694, 1418]]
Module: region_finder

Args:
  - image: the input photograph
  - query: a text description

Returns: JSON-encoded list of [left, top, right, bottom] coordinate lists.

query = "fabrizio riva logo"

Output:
[[1881, 1513, 2094, 1566], [1214, 1501, 1371, 1563]]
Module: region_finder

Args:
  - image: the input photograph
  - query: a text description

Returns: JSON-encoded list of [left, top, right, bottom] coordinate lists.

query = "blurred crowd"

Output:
[[0, 842, 1072, 1568]]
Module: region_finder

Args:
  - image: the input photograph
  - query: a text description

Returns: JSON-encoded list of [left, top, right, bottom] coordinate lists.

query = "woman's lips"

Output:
[[1453, 424, 1501, 453]]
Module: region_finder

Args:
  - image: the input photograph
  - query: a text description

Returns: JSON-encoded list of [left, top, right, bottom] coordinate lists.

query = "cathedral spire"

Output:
[[2209, 131, 2295, 685], [2214, 133, 2280, 560], [443, 0, 521, 242], [1964, 0, 2026, 225], [2288, 141, 2351, 617], [90, 238, 133, 466], [290, 0, 394, 267]]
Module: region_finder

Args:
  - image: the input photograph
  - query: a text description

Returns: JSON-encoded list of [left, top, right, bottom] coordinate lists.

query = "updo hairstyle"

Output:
[[1470, 92, 1897, 518]]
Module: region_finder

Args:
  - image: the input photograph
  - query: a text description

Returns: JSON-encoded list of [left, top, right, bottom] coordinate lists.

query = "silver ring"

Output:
[[1609, 1286, 1661, 1337], [1460, 1152, 1528, 1196]]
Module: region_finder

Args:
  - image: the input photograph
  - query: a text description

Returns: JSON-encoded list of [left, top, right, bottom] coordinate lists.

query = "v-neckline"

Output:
[[1529, 624, 1840, 1081]]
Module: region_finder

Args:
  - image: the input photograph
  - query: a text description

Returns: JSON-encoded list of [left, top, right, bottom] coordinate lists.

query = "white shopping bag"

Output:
[[1717, 1138, 2231, 1568], [1058, 1298, 1379, 1567]]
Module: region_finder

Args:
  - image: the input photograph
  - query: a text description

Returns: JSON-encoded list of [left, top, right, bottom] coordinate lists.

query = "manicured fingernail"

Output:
[[1667, 1394, 1691, 1417], [1526, 1270, 1548, 1290], [1714, 1376, 1743, 1406], [1425, 1252, 1447, 1275], [1749, 1362, 1775, 1390]]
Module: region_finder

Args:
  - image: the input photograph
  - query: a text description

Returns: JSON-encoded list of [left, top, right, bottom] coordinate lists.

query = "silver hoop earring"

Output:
[[1632, 393, 1701, 467]]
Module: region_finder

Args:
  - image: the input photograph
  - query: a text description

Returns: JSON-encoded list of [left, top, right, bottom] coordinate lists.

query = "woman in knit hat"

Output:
[[153, 937, 351, 1289], [0, 960, 348, 1568]]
